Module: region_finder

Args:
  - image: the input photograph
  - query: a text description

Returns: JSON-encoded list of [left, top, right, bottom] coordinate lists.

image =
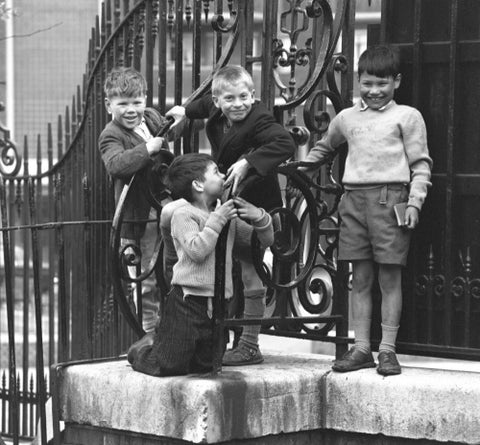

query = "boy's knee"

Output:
[[352, 272, 374, 293], [378, 264, 402, 291]]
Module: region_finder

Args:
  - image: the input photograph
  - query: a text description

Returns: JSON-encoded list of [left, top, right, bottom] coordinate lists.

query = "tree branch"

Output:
[[0, 22, 63, 41]]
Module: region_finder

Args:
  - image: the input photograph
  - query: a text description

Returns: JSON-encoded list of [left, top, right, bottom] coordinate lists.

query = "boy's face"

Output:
[[105, 95, 147, 130], [212, 81, 255, 124], [195, 162, 225, 199], [358, 72, 401, 110]]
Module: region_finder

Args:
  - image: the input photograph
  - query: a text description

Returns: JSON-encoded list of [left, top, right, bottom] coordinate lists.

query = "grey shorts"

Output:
[[337, 185, 411, 266]]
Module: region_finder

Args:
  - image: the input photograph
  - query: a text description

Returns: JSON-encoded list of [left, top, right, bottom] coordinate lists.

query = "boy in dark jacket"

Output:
[[167, 65, 295, 365], [99, 67, 178, 332]]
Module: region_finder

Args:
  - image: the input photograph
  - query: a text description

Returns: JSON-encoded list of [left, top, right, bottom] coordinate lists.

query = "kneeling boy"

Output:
[[128, 153, 274, 376]]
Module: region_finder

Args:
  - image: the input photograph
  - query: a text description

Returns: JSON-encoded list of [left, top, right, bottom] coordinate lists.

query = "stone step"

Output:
[[55, 351, 480, 444]]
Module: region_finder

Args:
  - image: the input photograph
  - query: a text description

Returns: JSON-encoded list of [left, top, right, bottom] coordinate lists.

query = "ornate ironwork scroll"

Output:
[[248, 0, 350, 339], [0, 121, 21, 177]]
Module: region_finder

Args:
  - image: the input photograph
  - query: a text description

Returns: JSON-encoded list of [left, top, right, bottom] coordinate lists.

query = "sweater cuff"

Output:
[[251, 208, 271, 229], [407, 197, 422, 211]]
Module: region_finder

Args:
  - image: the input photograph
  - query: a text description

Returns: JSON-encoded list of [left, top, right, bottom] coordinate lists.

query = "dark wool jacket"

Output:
[[98, 108, 171, 239], [185, 95, 296, 211]]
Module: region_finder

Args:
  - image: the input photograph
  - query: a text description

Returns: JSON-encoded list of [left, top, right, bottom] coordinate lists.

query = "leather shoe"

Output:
[[332, 347, 376, 372], [377, 351, 401, 376], [127, 332, 155, 364]]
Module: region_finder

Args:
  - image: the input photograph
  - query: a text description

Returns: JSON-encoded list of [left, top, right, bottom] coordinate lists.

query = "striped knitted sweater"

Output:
[[170, 202, 273, 298], [305, 101, 432, 210]]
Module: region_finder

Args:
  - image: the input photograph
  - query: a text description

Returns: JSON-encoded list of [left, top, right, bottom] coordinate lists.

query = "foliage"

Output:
[[0, 1, 17, 21]]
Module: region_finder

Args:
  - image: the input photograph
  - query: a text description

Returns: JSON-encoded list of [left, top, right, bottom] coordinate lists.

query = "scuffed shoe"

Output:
[[127, 332, 155, 364], [332, 347, 376, 372], [377, 351, 401, 376], [222, 344, 264, 366]]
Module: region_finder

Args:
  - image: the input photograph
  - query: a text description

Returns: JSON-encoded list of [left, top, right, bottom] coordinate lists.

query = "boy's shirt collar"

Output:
[[359, 99, 395, 111], [133, 118, 153, 141]]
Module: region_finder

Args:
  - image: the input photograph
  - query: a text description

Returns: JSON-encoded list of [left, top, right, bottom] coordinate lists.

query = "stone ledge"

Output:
[[55, 352, 480, 444]]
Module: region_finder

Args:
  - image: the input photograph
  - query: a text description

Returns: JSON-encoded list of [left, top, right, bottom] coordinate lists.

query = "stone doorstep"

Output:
[[55, 352, 480, 444]]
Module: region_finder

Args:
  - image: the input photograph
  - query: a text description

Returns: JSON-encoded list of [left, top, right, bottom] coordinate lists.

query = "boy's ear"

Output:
[[394, 74, 402, 89], [251, 89, 255, 99], [192, 179, 204, 193], [212, 95, 220, 109], [104, 98, 112, 114]]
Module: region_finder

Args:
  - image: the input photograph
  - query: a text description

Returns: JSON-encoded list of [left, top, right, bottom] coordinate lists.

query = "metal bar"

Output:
[[443, 0, 459, 345], [173, 0, 184, 156], [21, 138, 30, 436], [223, 315, 343, 327], [261, 0, 277, 109], [0, 176, 20, 445], [212, 224, 229, 375], [145, 0, 154, 108], [157, 0, 167, 113], [27, 178, 47, 445]]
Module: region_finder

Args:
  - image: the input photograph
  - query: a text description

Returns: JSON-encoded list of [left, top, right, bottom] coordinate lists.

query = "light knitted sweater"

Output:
[[304, 101, 432, 210], [170, 202, 274, 298]]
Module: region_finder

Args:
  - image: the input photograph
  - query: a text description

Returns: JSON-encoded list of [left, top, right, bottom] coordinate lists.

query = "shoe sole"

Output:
[[222, 357, 264, 366], [332, 361, 376, 372], [377, 366, 401, 376]]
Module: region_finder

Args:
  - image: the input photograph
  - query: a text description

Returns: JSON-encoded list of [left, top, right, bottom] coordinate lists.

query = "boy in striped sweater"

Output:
[[128, 153, 274, 376]]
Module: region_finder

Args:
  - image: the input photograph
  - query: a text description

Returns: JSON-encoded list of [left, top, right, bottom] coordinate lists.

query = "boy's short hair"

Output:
[[167, 153, 215, 202], [212, 65, 254, 96], [357, 45, 401, 78], [104, 67, 147, 99]]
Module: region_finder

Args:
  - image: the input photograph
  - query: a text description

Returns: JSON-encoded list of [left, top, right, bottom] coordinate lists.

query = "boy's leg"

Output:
[[192, 305, 223, 374], [138, 208, 161, 333], [130, 286, 197, 376], [332, 260, 376, 372], [222, 260, 265, 366], [377, 264, 402, 375]]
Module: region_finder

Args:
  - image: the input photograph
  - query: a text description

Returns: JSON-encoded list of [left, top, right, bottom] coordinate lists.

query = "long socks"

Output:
[[379, 323, 399, 353], [238, 293, 266, 349]]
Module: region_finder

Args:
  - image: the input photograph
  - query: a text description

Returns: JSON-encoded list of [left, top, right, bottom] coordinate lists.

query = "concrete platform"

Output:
[[54, 351, 480, 444]]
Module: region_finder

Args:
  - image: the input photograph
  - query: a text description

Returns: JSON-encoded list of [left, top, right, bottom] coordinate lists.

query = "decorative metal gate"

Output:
[[0, 0, 479, 443]]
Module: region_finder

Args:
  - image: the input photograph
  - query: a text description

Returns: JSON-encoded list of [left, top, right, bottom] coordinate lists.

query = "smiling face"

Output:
[[105, 95, 147, 130], [212, 81, 255, 124], [358, 72, 401, 110]]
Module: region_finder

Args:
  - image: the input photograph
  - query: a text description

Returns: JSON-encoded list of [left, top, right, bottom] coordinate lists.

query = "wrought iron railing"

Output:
[[0, 2, 355, 441]]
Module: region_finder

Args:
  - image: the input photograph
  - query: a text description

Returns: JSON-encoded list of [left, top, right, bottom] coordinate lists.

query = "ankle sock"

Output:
[[379, 323, 399, 353]]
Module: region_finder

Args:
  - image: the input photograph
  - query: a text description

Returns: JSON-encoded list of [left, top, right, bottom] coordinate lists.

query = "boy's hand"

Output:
[[165, 105, 186, 129], [233, 197, 262, 221], [405, 206, 419, 229], [146, 137, 165, 155], [214, 199, 237, 221], [225, 159, 250, 195]]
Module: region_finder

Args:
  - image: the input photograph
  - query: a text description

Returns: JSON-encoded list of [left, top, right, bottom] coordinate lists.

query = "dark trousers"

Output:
[[132, 286, 215, 376]]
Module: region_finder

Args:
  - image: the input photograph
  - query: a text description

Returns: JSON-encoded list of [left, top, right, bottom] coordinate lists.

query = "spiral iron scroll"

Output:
[[0, 122, 21, 177]]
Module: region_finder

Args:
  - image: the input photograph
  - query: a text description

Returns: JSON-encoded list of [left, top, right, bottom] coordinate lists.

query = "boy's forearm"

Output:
[[99, 136, 151, 178], [184, 95, 212, 120], [408, 159, 432, 210], [252, 211, 274, 248], [303, 139, 335, 166], [173, 212, 228, 262], [244, 130, 296, 176]]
